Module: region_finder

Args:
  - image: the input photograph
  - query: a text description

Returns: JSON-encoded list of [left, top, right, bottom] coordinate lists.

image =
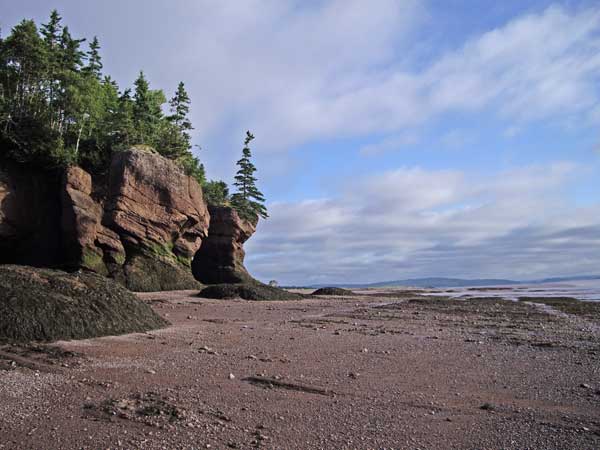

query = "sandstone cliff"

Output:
[[0, 161, 62, 267], [104, 149, 210, 291], [192, 205, 256, 284], [0, 147, 260, 291], [0, 148, 243, 291]]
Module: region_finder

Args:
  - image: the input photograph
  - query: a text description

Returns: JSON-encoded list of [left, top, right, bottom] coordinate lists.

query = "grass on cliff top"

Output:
[[198, 283, 305, 301]]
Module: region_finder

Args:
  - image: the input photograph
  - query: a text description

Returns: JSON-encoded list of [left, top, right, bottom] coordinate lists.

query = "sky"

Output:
[[3, 0, 600, 285]]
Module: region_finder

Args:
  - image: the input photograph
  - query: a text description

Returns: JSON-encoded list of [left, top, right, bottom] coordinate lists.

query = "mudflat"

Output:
[[0, 289, 599, 450]]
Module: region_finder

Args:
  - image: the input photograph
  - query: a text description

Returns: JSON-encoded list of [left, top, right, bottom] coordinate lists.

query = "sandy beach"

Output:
[[0, 289, 599, 450]]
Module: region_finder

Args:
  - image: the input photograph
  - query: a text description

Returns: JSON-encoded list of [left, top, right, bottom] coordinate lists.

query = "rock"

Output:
[[0, 265, 168, 343], [580, 383, 592, 389], [311, 287, 357, 296], [0, 160, 62, 266], [192, 206, 256, 284], [229, 373, 235, 380], [198, 283, 304, 301], [61, 166, 124, 275], [1, 149, 213, 291], [1, 148, 267, 293], [107, 148, 209, 291], [480, 403, 496, 411]]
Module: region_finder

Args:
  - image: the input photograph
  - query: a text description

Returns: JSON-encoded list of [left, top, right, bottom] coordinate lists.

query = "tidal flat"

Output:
[[0, 288, 599, 450]]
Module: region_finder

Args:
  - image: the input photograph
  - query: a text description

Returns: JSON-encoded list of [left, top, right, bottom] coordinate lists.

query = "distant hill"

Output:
[[306, 275, 600, 289]]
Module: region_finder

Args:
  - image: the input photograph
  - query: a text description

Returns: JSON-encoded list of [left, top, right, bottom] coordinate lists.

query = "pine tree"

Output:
[[40, 10, 62, 48], [114, 88, 135, 147], [230, 131, 268, 222], [0, 9, 212, 176], [83, 36, 102, 79], [165, 81, 193, 157]]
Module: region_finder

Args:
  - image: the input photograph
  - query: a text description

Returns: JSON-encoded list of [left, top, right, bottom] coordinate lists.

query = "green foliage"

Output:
[[203, 180, 230, 206], [0, 11, 270, 218], [177, 152, 206, 186], [230, 131, 268, 222], [0, 11, 205, 176]]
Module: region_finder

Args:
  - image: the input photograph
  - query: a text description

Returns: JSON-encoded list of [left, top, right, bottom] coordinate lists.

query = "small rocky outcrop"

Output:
[[0, 265, 168, 343], [198, 283, 304, 301], [312, 287, 356, 296], [192, 205, 256, 284]]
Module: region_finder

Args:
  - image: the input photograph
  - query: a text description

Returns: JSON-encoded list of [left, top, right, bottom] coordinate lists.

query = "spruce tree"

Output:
[[84, 36, 102, 79], [230, 131, 268, 222], [166, 81, 192, 157], [133, 71, 164, 145]]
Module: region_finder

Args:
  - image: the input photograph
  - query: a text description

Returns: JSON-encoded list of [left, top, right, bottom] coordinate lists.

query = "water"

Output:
[[425, 279, 600, 302]]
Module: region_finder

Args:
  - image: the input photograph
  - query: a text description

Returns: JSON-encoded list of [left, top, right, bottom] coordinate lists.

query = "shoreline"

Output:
[[0, 289, 599, 449]]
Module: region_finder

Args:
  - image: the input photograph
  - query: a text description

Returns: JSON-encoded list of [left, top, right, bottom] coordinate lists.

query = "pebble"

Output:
[[146, 369, 156, 375], [228, 373, 235, 380]]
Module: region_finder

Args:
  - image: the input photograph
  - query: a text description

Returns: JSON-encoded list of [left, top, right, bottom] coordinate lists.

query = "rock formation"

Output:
[[61, 165, 125, 275], [192, 205, 257, 284], [0, 147, 214, 291], [105, 148, 210, 291], [0, 265, 168, 343], [0, 160, 62, 267]]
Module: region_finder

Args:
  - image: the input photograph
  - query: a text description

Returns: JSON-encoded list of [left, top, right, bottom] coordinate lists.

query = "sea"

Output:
[[425, 279, 600, 302]]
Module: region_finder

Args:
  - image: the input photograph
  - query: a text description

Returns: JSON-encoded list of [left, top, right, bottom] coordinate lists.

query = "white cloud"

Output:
[[164, 2, 600, 163], [359, 133, 420, 156], [246, 161, 598, 284]]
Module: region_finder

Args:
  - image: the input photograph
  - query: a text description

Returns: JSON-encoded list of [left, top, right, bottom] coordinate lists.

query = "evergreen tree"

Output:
[[230, 131, 268, 222], [83, 36, 102, 79], [113, 88, 135, 148], [40, 9, 62, 48], [0, 9, 215, 182], [132, 71, 164, 146], [166, 81, 192, 156], [203, 180, 229, 206]]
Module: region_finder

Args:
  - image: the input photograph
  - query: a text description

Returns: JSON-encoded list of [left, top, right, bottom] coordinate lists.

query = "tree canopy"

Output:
[[0, 10, 268, 221], [0, 9, 204, 185]]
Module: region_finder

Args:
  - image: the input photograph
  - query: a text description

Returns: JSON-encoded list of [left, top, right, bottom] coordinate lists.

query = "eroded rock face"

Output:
[[192, 205, 256, 284], [1, 148, 212, 291], [106, 148, 210, 291], [0, 160, 62, 266], [61, 166, 124, 274]]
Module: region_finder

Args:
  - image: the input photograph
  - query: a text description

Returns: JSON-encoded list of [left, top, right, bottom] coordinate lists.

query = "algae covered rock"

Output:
[[0, 265, 169, 343], [311, 287, 356, 296], [198, 283, 304, 301]]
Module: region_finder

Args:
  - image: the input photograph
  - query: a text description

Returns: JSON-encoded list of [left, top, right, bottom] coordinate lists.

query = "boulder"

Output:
[[198, 283, 304, 301], [0, 265, 168, 343], [192, 205, 256, 284], [311, 287, 356, 296]]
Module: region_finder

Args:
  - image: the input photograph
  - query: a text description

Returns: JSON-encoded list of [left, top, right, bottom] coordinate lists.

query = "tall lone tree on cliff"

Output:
[[230, 131, 268, 222]]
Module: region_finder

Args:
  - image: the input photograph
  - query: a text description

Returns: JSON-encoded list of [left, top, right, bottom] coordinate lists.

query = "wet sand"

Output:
[[0, 289, 599, 449]]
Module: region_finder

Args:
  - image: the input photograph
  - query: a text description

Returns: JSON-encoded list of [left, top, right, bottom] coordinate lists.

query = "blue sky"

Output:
[[3, 0, 600, 284]]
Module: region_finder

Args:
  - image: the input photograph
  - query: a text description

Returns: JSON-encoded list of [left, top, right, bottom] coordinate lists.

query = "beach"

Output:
[[0, 289, 599, 450]]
